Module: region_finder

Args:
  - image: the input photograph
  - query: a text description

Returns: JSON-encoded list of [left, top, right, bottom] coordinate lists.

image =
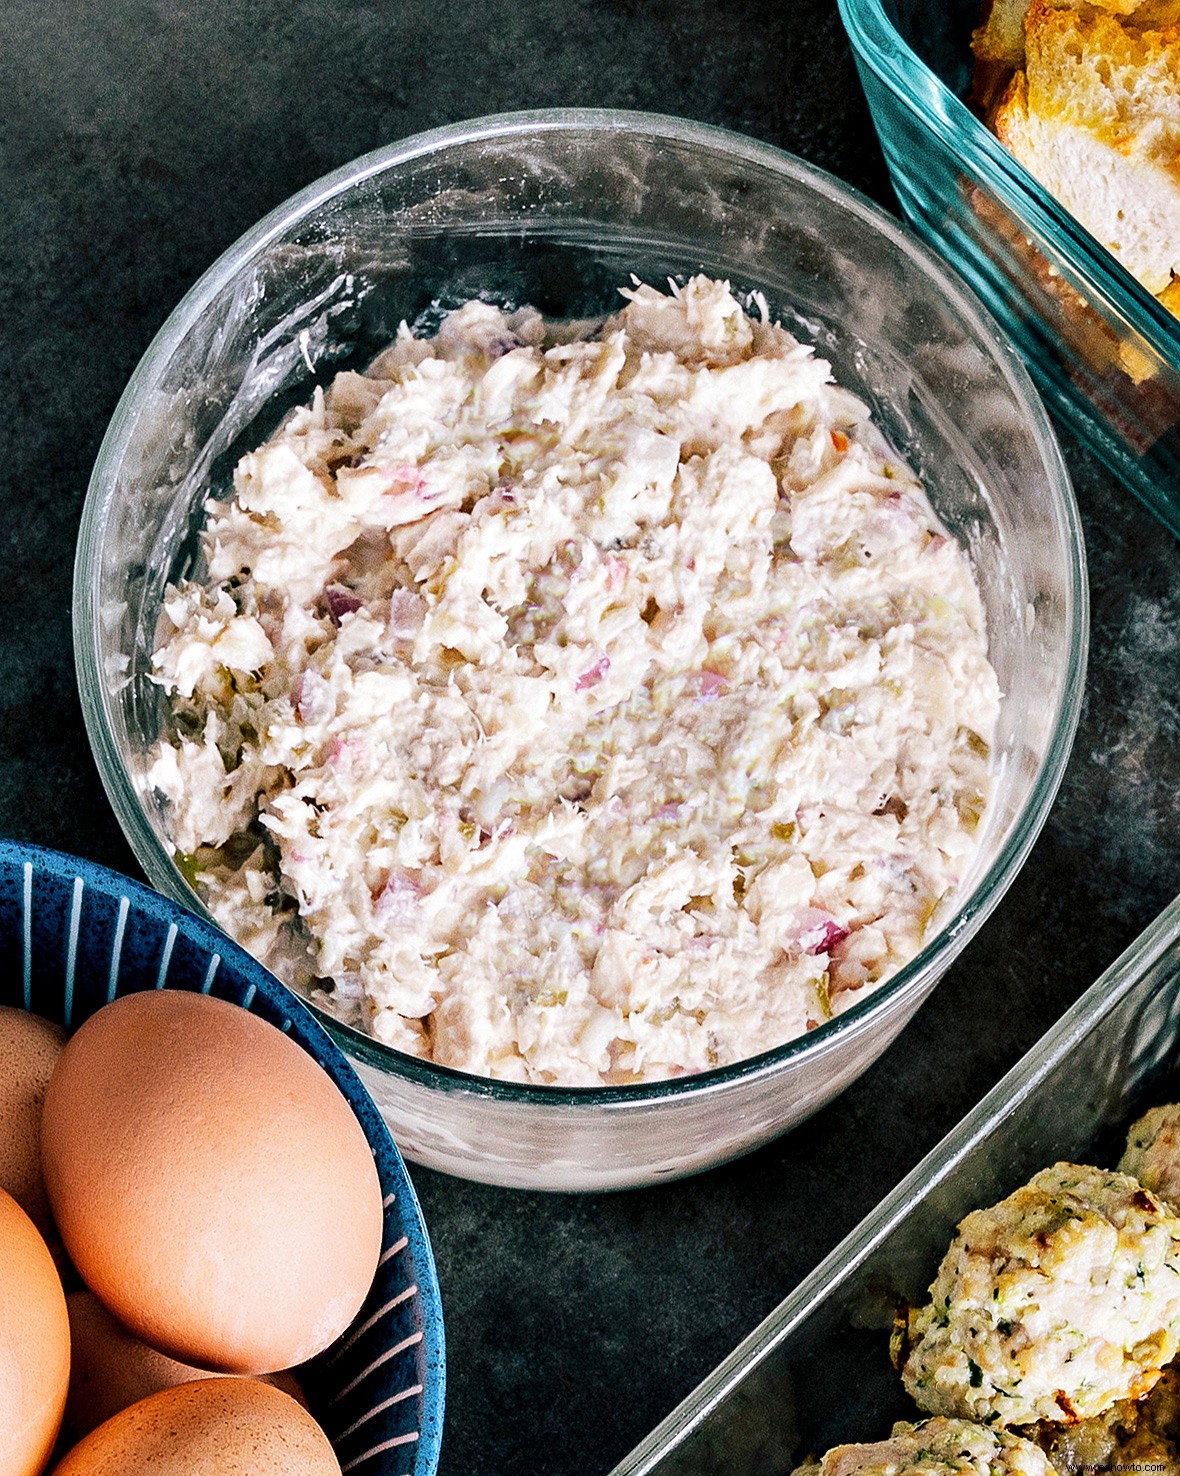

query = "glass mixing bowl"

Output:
[[74, 109, 1087, 1191]]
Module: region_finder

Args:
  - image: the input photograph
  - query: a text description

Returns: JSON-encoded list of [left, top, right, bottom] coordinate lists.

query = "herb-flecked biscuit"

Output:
[[1035, 1364, 1180, 1476], [902, 1162, 1180, 1427], [1122, 1105, 1180, 1211], [794, 1417, 1056, 1476]]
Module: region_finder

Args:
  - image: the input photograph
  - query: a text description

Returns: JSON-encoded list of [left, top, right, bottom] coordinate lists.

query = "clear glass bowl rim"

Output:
[[837, 0, 1180, 364], [73, 106, 1089, 1110]]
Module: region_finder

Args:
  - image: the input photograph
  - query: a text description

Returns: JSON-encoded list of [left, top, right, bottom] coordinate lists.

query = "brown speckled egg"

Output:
[[0, 1186, 70, 1476], [0, 1007, 66, 1245], [49, 1379, 340, 1475], [64, 1291, 307, 1441], [41, 990, 383, 1375]]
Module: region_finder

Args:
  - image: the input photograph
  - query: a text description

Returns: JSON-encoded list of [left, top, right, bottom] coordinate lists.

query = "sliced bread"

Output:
[[993, 0, 1180, 294], [971, 0, 1180, 116]]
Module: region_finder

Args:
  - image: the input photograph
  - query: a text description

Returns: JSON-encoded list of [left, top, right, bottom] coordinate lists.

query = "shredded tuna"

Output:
[[148, 276, 999, 1086]]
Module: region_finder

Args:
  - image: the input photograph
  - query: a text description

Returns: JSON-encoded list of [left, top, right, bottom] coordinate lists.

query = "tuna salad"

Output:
[[149, 274, 1000, 1086], [900, 1162, 1180, 1428]]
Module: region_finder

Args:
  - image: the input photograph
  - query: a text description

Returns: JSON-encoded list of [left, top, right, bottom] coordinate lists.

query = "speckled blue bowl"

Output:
[[0, 839, 444, 1476]]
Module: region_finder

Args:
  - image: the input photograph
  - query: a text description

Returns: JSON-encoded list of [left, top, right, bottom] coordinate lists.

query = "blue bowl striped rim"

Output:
[[0, 839, 445, 1475]]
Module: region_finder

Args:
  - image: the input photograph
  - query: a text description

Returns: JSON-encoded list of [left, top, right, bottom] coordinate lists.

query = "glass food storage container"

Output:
[[839, 0, 1180, 539], [611, 888, 1180, 1475]]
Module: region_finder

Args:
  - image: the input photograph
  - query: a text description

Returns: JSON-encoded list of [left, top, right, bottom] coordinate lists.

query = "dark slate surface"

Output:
[[4, 2, 1180, 1474]]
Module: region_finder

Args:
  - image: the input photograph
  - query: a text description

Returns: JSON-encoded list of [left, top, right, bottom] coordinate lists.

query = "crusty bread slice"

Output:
[[994, 5, 1180, 294], [1117, 0, 1180, 23], [1023, 0, 1180, 142]]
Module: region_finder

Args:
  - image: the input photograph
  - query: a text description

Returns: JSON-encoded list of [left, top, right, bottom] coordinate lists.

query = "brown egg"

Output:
[[49, 1379, 339, 1475], [41, 990, 383, 1374], [64, 1291, 307, 1440], [0, 1006, 66, 1245], [0, 1187, 70, 1476]]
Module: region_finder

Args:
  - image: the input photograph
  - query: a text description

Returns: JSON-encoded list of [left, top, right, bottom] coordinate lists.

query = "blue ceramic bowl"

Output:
[[0, 839, 444, 1476]]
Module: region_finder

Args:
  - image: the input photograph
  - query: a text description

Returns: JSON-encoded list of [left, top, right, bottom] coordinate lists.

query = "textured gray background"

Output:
[[3, 2, 1179, 1474]]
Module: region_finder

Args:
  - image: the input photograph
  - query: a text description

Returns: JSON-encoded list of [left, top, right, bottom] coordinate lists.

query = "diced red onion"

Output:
[[605, 557, 628, 590], [483, 486, 517, 514], [327, 736, 365, 776], [389, 465, 425, 493], [294, 670, 334, 726], [798, 913, 850, 956], [324, 584, 363, 624], [387, 588, 426, 640], [375, 870, 423, 928], [693, 668, 728, 700], [575, 654, 610, 691]]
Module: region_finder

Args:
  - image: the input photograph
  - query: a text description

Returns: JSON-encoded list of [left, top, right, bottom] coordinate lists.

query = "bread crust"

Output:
[[1025, 0, 1180, 167], [971, 0, 1180, 120], [977, 0, 1180, 310]]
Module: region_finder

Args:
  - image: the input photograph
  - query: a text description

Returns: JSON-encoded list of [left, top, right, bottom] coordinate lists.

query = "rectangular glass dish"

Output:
[[838, 0, 1180, 539], [609, 891, 1180, 1475]]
